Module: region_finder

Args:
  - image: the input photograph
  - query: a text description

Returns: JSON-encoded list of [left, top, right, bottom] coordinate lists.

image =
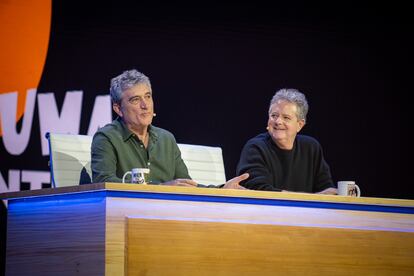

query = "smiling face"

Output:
[[267, 99, 305, 150], [113, 83, 154, 134]]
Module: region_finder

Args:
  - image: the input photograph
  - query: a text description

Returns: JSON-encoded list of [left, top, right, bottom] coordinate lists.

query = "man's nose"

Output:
[[275, 116, 283, 124], [140, 100, 148, 109]]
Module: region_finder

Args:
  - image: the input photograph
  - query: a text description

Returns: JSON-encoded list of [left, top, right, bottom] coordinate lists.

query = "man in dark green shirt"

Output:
[[91, 69, 248, 188]]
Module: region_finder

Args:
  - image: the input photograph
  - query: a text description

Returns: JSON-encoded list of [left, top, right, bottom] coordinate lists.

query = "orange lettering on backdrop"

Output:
[[0, 0, 51, 136]]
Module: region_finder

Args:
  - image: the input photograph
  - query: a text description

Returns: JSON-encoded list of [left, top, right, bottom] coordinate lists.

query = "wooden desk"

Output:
[[1, 183, 414, 275]]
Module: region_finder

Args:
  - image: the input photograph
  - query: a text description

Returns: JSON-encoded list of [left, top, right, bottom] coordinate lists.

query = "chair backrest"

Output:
[[177, 143, 226, 186], [46, 132, 93, 188]]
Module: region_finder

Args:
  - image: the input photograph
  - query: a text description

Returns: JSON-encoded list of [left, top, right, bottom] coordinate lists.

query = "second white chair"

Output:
[[177, 143, 226, 186]]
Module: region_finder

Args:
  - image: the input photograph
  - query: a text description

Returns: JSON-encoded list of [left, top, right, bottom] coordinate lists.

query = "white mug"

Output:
[[337, 181, 361, 197], [122, 168, 150, 184]]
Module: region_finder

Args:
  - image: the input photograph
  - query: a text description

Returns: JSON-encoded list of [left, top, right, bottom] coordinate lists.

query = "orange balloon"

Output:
[[0, 0, 51, 136]]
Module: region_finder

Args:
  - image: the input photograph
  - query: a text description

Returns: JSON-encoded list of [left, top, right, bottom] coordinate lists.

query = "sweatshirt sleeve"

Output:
[[237, 140, 282, 191], [312, 141, 334, 192]]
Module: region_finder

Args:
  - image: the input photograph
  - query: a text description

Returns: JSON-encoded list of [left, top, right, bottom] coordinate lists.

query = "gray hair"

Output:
[[110, 69, 152, 104], [269, 88, 309, 121]]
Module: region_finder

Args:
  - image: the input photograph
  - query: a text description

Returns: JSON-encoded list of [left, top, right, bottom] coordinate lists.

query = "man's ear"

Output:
[[113, 103, 123, 117], [297, 119, 305, 132]]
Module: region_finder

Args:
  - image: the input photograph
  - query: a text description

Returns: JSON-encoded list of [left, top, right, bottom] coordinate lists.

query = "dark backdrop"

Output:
[[1, 1, 412, 274], [40, 1, 411, 198]]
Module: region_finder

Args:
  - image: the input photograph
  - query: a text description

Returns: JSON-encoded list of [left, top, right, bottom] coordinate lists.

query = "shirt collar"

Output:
[[116, 117, 159, 143]]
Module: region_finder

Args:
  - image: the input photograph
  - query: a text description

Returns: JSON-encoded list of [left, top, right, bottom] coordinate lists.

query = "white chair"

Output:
[[177, 143, 226, 186], [46, 132, 93, 188]]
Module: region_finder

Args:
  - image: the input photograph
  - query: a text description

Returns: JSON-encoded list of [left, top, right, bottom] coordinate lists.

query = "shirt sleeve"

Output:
[[237, 141, 282, 191], [172, 140, 191, 180], [91, 132, 123, 183]]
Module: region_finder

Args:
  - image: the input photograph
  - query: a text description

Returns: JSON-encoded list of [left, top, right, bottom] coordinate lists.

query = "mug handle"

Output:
[[355, 184, 361, 197], [122, 171, 131, 183]]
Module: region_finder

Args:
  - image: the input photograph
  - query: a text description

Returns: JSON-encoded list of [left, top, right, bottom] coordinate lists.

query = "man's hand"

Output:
[[317, 187, 338, 195], [162, 179, 198, 187], [222, 173, 249, 189]]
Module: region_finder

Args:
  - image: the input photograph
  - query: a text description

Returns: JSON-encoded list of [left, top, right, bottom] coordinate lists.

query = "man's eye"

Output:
[[129, 97, 140, 104]]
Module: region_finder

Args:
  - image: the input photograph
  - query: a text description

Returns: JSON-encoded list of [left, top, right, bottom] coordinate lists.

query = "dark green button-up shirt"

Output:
[[91, 117, 190, 184]]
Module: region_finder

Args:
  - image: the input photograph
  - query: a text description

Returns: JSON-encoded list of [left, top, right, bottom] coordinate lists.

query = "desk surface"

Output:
[[1, 182, 414, 210]]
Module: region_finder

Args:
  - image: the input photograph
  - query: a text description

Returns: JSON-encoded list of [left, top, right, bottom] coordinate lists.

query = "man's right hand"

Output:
[[162, 179, 198, 187]]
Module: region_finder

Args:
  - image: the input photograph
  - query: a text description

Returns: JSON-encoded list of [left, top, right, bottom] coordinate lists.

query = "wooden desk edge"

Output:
[[1, 182, 413, 208]]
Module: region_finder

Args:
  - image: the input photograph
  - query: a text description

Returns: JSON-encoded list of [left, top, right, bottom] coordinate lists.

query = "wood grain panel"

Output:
[[126, 218, 414, 275], [5, 195, 106, 276]]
